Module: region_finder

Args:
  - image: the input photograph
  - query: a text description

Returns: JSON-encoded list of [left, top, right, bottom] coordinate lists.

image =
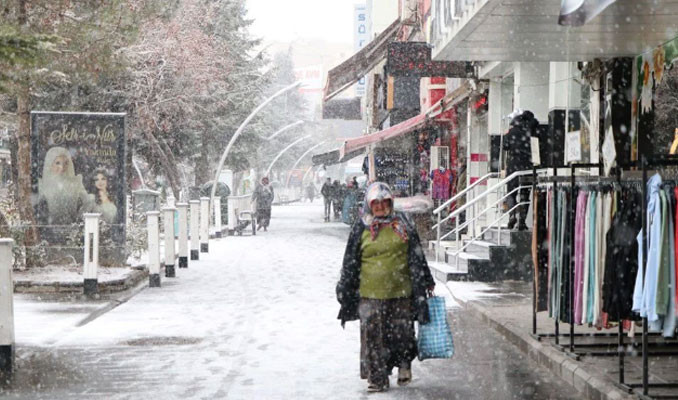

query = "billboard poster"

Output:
[[30, 111, 126, 264]]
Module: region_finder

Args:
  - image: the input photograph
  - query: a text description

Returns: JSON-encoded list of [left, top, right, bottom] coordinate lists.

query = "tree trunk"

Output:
[[194, 132, 210, 187], [142, 129, 181, 199], [15, 84, 39, 246]]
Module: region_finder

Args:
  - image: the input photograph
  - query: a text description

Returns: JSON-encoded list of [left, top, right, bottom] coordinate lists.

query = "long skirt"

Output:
[[359, 297, 417, 386], [256, 207, 271, 228]]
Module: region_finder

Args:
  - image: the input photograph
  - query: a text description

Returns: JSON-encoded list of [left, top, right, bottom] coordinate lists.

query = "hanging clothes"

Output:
[[532, 190, 549, 312], [602, 188, 641, 322], [632, 174, 663, 328], [574, 190, 588, 325], [431, 168, 453, 200]]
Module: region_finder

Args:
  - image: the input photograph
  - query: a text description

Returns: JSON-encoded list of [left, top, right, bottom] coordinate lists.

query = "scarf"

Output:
[[368, 214, 408, 243]]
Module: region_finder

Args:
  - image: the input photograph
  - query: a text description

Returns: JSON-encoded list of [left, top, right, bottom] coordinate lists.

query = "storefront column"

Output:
[[549, 62, 581, 168], [514, 62, 549, 123]]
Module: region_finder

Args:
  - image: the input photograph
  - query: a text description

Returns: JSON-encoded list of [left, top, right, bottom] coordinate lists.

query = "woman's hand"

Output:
[[427, 285, 435, 298]]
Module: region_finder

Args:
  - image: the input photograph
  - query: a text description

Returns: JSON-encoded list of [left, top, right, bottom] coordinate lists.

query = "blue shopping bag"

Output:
[[417, 296, 454, 360]]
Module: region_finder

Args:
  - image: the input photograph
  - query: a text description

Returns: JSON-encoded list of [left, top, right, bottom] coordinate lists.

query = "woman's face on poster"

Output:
[[95, 173, 108, 191], [51, 155, 69, 175]]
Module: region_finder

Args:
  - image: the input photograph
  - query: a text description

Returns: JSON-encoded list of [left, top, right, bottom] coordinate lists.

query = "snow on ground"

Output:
[[446, 281, 503, 303], [14, 297, 108, 346]]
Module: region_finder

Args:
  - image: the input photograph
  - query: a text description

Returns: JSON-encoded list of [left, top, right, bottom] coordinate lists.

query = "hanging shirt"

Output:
[[663, 188, 677, 337], [586, 191, 598, 324], [582, 192, 592, 324], [574, 190, 588, 324], [632, 173, 663, 324], [431, 168, 453, 200]]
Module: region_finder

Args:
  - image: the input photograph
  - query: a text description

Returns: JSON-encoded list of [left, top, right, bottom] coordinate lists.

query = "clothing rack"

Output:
[[530, 159, 678, 399], [617, 157, 678, 399]]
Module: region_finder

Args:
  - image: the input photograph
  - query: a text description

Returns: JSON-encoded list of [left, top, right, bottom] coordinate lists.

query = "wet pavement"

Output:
[[0, 203, 579, 399]]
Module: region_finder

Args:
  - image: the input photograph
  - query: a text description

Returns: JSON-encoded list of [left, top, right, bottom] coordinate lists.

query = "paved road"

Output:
[[1, 203, 579, 399]]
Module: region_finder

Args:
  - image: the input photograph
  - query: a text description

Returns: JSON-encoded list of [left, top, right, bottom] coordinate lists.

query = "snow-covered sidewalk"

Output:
[[3, 203, 577, 400]]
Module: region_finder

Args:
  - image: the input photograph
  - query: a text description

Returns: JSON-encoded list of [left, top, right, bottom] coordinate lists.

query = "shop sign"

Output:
[[565, 130, 582, 163], [353, 4, 369, 97], [386, 42, 470, 78]]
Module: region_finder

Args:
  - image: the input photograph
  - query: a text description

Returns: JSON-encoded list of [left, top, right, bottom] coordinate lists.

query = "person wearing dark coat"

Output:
[[502, 110, 537, 230], [336, 182, 435, 392], [321, 178, 332, 222], [251, 176, 274, 231], [331, 180, 343, 219]]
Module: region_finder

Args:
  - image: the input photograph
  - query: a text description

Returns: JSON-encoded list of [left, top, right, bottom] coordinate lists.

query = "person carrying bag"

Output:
[[336, 182, 436, 392]]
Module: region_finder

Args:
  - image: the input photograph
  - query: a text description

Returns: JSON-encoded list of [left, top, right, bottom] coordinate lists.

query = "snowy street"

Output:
[[2, 203, 577, 399]]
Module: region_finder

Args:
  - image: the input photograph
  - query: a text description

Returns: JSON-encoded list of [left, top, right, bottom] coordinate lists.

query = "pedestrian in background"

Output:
[[332, 180, 343, 219], [336, 182, 435, 392], [305, 183, 316, 203], [321, 177, 332, 222], [502, 109, 537, 231], [252, 176, 274, 231]]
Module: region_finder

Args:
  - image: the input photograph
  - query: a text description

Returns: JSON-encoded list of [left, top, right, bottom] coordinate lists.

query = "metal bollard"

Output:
[[200, 197, 209, 253], [163, 207, 176, 278], [0, 239, 15, 377], [83, 213, 100, 296], [189, 200, 200, 260], [147, 211, 161, 287], [177, 203, 189, 268], [214, 197, 222, 238]]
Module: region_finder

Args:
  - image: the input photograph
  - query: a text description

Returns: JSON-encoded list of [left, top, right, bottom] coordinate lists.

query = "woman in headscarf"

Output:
[[336, 182, 435, 392], [37, 147, 93, 225], [251, 176, 274, 231]]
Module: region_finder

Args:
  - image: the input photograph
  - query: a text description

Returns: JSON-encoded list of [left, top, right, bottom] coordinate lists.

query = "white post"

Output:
[[227, 196, 236, 231], [214, 197, 222, 238], [163, 206, 176, 278], [83, 213, 100, 296], [200, 197, 210, 253], [0, 239, 15, 376], [189, 200, 200, 260], [147, 211, 161, 288], [177, 203, 189, 268]]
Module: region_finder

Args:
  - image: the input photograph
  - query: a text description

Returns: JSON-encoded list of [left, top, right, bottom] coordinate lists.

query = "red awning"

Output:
[[323, 19, 401, 102], [340, 113, 427, 158]]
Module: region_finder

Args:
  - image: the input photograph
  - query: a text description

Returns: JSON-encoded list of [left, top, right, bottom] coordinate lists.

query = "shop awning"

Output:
[[323, 19, 401, 102], [431, 0, 678, 62], [340, 113, 428, 157], [312, 147, 365, 167]]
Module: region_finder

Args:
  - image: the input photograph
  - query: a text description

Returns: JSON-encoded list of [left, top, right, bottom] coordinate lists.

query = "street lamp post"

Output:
[[210, 81, 302, 207], [285, 140, 328, 188], [263, 120, 304, 141], [264, 135, 312, 178]]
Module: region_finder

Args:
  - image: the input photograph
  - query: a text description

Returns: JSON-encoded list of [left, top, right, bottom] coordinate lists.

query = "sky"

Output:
[[245, 0, 356, 45]]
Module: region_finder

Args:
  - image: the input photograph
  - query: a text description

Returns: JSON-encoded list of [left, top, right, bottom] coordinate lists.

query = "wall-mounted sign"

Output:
[[385, 42, 470, 77], [354, 4, 370, 97]]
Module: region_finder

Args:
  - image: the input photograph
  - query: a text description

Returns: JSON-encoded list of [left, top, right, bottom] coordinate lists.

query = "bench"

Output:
[[227, 194, 256, 236]]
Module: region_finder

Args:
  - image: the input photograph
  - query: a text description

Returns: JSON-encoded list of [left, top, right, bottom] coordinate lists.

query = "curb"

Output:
[[464, 301, 635, 400], [76, 277, 148, 327], [14, 268, 148, 295]]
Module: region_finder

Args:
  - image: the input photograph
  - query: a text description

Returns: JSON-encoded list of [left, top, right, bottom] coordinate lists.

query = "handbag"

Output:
[[417, 296, 454, 360]]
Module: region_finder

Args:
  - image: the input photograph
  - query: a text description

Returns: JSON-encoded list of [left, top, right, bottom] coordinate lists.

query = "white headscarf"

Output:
[[38, 147, 92, 224]]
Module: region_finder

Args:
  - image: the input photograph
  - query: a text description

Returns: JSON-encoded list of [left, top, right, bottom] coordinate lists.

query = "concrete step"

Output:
[[463, 240, 496, 258], [482, 227, 532, 247], [444, 250, 492, 282], [428, 261, 467, 282]]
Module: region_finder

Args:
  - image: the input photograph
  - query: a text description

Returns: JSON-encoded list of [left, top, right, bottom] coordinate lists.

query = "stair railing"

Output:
[[432, 172, 497, 262], [433, 169, 548, 264]]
